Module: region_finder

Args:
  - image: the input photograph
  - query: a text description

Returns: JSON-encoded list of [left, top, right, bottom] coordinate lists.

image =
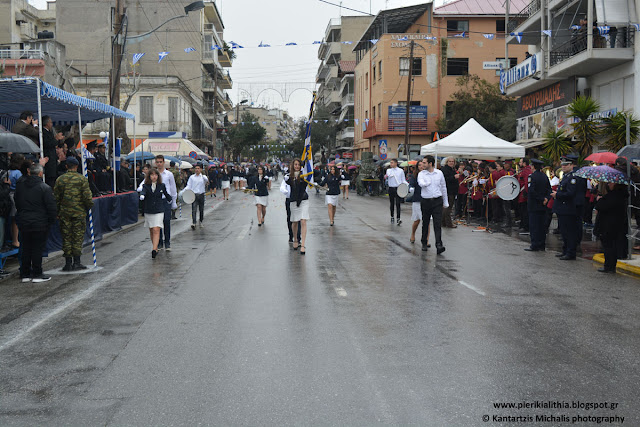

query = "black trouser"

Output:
[[388, 187, 401, 218], [601, 236, 621, 271], [472, 198, 483, 218], [20, 228, 48, 278], [159, 201, 171, 247], [191, 193, 205, 224], [519, 202, 529, 230], [421, 197, 443, 248], [558, 214, 578, 257], [528, 210, 546, 249], [285, 198, 301, 242], [455, 193, 467, 217], [544, 208, 553, 233], [575, 210, 584, 244], [491, 198, 503, 222]]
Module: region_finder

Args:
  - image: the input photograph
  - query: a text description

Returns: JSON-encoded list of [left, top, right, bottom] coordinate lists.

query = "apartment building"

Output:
[[316, 16, 373, 157], [504, 0, 639, 149], [353, 0, 528, 160], [0, 0, 56, 44], [54, 0, 232, 150], [229, 105, 296, 143]]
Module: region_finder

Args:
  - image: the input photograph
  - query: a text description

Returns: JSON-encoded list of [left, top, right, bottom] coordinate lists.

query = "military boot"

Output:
[[72, 256, 87, 270], [62, 257, 73, 272]]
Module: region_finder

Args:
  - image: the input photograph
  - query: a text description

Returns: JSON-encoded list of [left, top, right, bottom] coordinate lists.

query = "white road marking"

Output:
[[335, 287, 348, 297], [237, 224, 251, 240], [458, 281, 486, 296], [0, 252, 145, 353]]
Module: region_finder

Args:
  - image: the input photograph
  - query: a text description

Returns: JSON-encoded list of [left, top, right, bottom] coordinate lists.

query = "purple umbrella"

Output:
[[574, 165, 629, 184]]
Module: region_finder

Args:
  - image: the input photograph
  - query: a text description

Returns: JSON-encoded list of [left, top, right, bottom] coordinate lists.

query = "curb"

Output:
[[592, 253, 640, 277]]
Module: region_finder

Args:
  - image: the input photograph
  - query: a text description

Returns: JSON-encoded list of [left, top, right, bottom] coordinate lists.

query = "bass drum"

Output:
[[178, 188, 196, 204], [396, 182, 409, 198], [495, 175, 520, 201]]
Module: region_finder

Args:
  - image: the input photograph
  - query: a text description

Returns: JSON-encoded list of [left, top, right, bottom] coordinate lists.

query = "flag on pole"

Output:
[[301, 92, 317, 187], [542, 30, 552, 37], [184, 47, 196, 52], [158, 52, 169, 62], [483, 34, 495, 40], [132, 53, 145, 64]]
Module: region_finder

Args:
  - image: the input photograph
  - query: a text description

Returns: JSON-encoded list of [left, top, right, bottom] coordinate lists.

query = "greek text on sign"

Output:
[[148, 142, 180, 152], [501, 52, 541, 89]]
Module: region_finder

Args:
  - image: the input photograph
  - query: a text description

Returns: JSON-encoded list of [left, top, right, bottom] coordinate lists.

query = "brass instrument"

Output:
[[555, 167, 564, 180], [461, 172, 478, 184], [242, 188, 258, 194]]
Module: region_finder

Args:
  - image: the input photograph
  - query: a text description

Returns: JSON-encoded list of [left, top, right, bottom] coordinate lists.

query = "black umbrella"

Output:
[[617, 143, 640, 160], [0, 132, 40, 153]]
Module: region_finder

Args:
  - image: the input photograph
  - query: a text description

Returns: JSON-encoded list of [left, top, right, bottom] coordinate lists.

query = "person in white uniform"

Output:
[[417, 155, 448, 254], [185, 163, 208, 229], [385, 158, 408, 225]]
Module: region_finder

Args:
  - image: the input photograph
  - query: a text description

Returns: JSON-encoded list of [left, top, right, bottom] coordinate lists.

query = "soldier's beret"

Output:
[[66, 157, 79, 166]]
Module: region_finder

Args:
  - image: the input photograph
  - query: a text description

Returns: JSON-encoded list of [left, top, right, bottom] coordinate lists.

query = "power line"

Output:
[[317, 0, 373, 15]]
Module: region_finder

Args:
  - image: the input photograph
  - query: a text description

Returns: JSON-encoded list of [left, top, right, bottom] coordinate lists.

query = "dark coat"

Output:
[[441, 164, 458, 195], [42, 127, 59, 179], [319, 172, 344, 195], [14, 174, 57, 231], [595, 187, 628, 239], [553, 170, 580, 216], [141, 183, 172, 214], [285, 174, 309, 206], [11, 120, 39, 143], [528, 170, 551, 212], [248, 175, 269, 196]]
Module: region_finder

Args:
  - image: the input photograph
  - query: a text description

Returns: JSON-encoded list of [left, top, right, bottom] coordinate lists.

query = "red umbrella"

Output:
[[585, 151, 618, 164]]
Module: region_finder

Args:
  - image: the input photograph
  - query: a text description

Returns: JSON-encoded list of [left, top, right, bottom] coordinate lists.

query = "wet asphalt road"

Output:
[[0, 179, 639, 426]]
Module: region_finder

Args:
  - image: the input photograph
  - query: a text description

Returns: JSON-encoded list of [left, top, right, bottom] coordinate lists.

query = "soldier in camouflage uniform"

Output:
[[54, 157, 94, 271]]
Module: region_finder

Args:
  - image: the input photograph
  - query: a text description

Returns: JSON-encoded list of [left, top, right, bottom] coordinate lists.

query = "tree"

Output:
[[602, 111, 640, 153], [543, 129, 572, 165], [436, 74, 517, 138], [226, 112, 266, 160], [567, 96, 600, 156], [289, 105, 336, 160]]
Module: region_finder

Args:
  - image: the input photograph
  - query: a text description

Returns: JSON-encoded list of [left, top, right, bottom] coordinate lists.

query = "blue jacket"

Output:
[[319, 172, 344, 195], [141, 183, 172, 214], [527, 170, 551, 212], [248, 175, 269, 196], [553, 170, 580, 216]]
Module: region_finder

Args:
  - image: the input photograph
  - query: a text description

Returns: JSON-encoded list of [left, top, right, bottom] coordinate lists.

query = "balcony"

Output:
[[221, 94, 233, 110], [337, 127, 355, 141], [342, 93, 354, 107], [316, 61, 338, 83], [219, 70, 232, 89], [318, 41, 341, 62], [152, 121, 192, 134], [218, 49, 232, 67], [549, 29, 635, 78], [0, 49, 45, 78], [363, 118, 429, 139], [508, 0, 541, 32], [506, 0, 542, 45]]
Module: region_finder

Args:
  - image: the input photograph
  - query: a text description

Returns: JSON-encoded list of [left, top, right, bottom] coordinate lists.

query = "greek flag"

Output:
[[453, 32, 466, 38], [158, 51, 169, 63], [634, 24, 640, 31], [312, 41, 322, 44], [229, 41, 244, 49], [597, 26, 610, 35], [286, 42, 297, 46], [370, 39, 379, 44], [542, 30, 552, 37], [259, 41, 271, 47], [510, 32, 523, 43], [212, 44, 222, 50], [132, 53, 145, 65], [184, 47, 196, 52], [483, 34, 495, 40], [301, 93, 317, 187]]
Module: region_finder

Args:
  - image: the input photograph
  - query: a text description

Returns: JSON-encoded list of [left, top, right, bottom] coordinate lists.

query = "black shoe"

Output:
[[597, 267, 615, 273], [73, 256, 87, 270], [524, 247, 538, 252], [165, 245, 171, 252], [191, 224, 196, 230], [397, 219, 402, 226], [258, 223, 262, 227], [559, 255, 576, 260], [436, 245, 446, 255], [152, 250, 158, 259], [422, 245, 428, 251], [62, 257, 73, 272], [390, 217, 395, 223], [555, 253, 566, 258], [158, 242, 164, 250]]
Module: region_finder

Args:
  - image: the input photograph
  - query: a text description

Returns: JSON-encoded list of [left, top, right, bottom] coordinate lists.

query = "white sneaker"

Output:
[[32, 275, 51, 283], [21, 277, 31, 283]]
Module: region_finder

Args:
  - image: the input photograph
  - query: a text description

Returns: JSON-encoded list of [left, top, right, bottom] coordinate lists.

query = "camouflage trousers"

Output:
[[60, 216, 86, 257]]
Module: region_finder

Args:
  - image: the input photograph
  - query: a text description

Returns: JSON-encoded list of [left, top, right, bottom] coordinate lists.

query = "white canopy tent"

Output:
[[420, 118, 525, 160], [129, 137, 207, 158]]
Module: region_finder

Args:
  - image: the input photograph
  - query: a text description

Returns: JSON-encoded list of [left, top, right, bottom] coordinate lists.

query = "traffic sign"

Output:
[[343, 152, 353, 159], [189, 151, 197, 159]]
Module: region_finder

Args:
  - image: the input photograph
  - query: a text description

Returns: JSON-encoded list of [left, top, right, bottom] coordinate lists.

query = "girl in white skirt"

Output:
[[140, 169, 172, 258], [409, 159, 430, 247], [319, 165, 344, 226], [220, 165, 231, 200], [232, 167, 241, 191], [285, 159, 309, 254], [249, 166, 270, 226], [340, 166, 350, 199]]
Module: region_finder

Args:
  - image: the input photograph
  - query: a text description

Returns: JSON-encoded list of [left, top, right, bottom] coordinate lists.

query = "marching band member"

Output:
[[409, 158, 430, 246], [185, 163, 208, 230], [319, 165, 344, 226], [219, 165, 231, 200], [285, 159, 309, 254], [418, 155, 448, 254], [385, 159, 408, 225], [517, 158, 532, 232], [248, 165, 270, 226]]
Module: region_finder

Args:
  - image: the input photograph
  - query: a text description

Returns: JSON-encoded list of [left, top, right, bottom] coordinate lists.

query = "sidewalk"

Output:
[[592, 253, 640, 277]]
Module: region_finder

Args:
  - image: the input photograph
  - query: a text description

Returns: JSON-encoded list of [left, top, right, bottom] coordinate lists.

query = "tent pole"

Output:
[[78, 107, 97, 268], [133, 119, 137, 189], [627, 115, 633, 260], [112, 114, 117, 193], [36, 79, 45, 181]]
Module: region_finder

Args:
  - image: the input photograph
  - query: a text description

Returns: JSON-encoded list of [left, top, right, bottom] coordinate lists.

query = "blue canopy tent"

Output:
[[0, 77, 137, 267]]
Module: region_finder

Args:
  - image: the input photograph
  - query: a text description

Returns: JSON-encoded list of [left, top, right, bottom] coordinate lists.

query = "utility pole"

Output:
[[110, 0, 125, 149], [213, 69, 218, 157], [505, 0, 509, 70], [403, 40, 415, 157]]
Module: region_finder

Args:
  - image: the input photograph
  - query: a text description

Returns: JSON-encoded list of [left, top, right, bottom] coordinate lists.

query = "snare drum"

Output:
[[494, 175, 520, 201], [178, 188, 196, 204], [396, 182, 409, 198]]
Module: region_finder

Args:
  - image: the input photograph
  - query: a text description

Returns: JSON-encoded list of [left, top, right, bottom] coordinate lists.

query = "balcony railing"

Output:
[[0, 49, 45, 60], [507, 0, 541, 33], [363, 118, 429, 139], [337, 127, 355, 140], [550, 27, 635, 67], [342, 93, 354, 105]]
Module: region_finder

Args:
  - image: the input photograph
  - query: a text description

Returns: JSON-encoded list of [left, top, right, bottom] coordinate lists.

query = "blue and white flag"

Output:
[[229, 41, 243, 49], [542, 30, 552, 37], [313, 41, 322, 44], [483, 33, 495, 40], [259, 41, 271, 47], [570, 25, 581, 30], [510, 32, 523, 43], [132, 53, 145, 65], [370, 39, 379, 44], [212, 44, 222, 50], [184, 47, 196, 53], [158, 52, 169, 63], [634, 24, 640, 31], [597, 26, 610, 35], [342, 41, 353, 44], [286, 42, 297, 46]]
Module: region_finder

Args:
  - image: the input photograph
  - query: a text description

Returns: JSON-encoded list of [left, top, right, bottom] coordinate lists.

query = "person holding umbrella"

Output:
[[594, 182, 628, 273]]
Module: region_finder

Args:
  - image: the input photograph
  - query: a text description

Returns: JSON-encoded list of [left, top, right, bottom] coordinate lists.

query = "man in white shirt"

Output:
[[155, 155, 178, 250], [417, 155, 448, 254], [385, 159, 408, 225], [186, 163, 208, 229]]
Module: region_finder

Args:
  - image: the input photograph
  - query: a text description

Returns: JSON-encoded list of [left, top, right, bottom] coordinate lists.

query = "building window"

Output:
[[446, 58, 468, 75], [447, 20, 469, 36], [377, 103, 381, 119], [399, 57, 422, 76], [365, 72, 369, 90], [140, 96, 154, 123], [168, 97, 179, 124], [373, 65, 376, 82], [372, 106, 376, 120], [378, 60, 382, 79], [496, 57, 518, 68], [496, 19, 506, 33], [445, 101, 454, 120]]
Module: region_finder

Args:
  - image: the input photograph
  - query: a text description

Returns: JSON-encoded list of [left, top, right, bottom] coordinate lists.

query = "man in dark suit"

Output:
[[41, 115, 64, 187], [525, 159, 551, 251], [11, 111, 39, 144]]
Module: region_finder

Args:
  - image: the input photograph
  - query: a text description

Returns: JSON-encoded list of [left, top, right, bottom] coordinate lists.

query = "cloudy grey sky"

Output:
[[30, 0, 445, 118]]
